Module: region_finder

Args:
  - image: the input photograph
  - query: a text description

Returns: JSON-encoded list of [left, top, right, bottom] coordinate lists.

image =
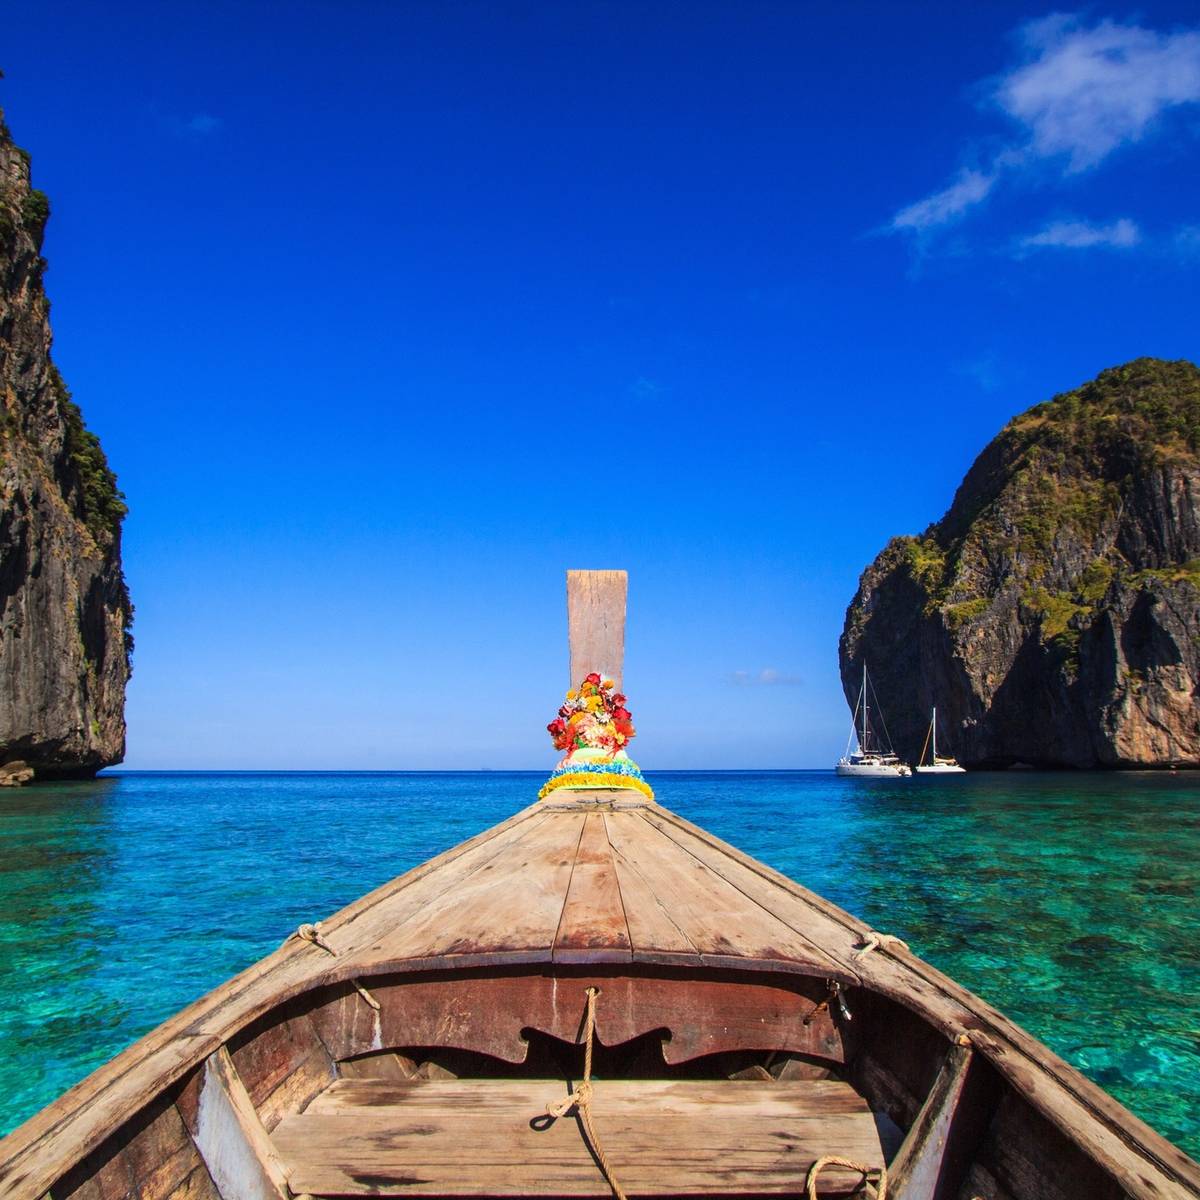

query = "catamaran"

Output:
[[836, 663, 911, 777], [915, 705, 966, 774]]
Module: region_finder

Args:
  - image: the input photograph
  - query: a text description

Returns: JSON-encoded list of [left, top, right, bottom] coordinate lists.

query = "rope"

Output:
[[806, 1154, 888, 1199], [853, 931, 910, 960], [291, 923, 380, 1011], [543, 987, 627, 1200]]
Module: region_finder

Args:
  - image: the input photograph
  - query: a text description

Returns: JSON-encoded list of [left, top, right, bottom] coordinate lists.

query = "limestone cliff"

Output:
[[840, 358, 1200, 769], [0, 109, 131, 777]]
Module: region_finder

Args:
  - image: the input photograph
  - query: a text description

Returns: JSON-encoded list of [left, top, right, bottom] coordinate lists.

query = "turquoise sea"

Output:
[[1, 771, 1198, 1158]]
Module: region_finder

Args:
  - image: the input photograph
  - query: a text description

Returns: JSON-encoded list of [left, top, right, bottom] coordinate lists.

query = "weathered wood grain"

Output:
[[190, 1048, 289, 1200], [369, 813, 584, 967], [553, 812, 632, 963], [604, 811, 849, 977], [339, 1054, 418, 1081], [309, 971, 843, 1068], [889, 1042, 974, 1200], [308, 1078, 867, 1117], [566, 570, 626, 689], [273, 1078, 883, 1195], [229, 1011, 335, 1132]]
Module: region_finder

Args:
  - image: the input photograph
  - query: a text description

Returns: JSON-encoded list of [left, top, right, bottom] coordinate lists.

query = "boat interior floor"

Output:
[[272, 1075, 885, 1197]]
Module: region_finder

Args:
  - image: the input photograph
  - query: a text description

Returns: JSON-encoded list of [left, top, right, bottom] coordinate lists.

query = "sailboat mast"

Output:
[[932, 705, 937, 762], [861, 663, 868, 753]]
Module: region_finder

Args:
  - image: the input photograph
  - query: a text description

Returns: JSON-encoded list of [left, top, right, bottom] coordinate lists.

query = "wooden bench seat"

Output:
[[271, 1077, 885, 1196]]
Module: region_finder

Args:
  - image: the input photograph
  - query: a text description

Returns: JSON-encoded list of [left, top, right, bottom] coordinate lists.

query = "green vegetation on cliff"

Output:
[[0, 123, 127, 548], [841, 357, 1200, 767], [899, 358, 1200, 647], [48, 365, 128, 543]]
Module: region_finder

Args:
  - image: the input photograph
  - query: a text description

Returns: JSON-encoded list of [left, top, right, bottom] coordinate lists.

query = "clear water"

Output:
[[0, 771, 1197, 1159]]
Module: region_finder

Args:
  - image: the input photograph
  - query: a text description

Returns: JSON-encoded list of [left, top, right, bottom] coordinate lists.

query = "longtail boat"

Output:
[[1, 570, 1197, 1200]]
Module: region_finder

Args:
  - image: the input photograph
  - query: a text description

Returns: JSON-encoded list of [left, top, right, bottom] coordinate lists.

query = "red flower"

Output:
[[613, 707, 631, 722], [613, 693, 626, 706], [558, 704, 573, 718], [547, 719, 566, 736], [585, 672, 602, 685]]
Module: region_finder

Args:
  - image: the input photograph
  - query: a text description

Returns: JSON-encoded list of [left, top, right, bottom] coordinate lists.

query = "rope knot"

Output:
[[539, 987, 625, 1200], [853, 930, 910, 960], [294, 922, 337, 955], [290, 922, 380, 1011], [546, 1079, 594, 1119]]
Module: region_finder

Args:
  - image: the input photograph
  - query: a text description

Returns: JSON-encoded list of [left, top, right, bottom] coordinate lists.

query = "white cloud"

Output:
[[1020, 217, 1141, 249], [890, 14, 1200, 234], [954, 354, 1003, 391], [728, 668, 802, 687], [1176, 225, 1200, 254], [629, 377, 661, 399], [159, 111, 223, 137], [1000, 16, 1200, 172], [892, 170, 996, 232], [185, 114, 222, 136]]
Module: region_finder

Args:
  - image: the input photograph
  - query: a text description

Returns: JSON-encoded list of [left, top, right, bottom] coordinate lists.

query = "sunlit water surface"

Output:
[[0, 771, 1197, 1157]]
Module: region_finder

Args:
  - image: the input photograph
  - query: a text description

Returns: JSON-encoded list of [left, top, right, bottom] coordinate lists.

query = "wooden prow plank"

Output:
[[190, 1048, 289, 1200], [567, 570, 626, 689], [888, 1040, 978, 1200]]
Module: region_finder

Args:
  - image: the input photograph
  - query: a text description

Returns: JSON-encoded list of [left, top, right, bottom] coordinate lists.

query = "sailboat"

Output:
[[836, 663, 912, 777], [915, 705, 966, 774]]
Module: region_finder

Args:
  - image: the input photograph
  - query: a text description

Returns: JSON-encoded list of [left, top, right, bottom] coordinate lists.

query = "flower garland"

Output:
[[545, 673, 636, 754], [537, 760, 654, 801]]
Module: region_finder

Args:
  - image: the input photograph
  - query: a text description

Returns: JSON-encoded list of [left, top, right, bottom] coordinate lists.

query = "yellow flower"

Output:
[[585, 695, 602, 712], [602, 679, 615, 690], [566, 689, 577, 700], [569, 712, 585, 725]]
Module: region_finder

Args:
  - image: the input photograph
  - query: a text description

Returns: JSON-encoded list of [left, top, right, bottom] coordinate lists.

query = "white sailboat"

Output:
[[914, 705, 966, 774], [836, 664, 912, 778]]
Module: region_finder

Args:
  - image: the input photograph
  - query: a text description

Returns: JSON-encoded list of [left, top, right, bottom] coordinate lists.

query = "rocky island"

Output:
[[841, 358, 1199, 769], [0, 108, 131, 780]]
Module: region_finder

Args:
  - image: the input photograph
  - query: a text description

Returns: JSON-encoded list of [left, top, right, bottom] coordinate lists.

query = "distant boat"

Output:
[[915, 705, 966, 774], [837, 664, 912, 777]]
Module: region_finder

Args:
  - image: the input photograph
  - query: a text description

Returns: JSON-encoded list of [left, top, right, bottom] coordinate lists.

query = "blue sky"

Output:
[[4, 2, 1199, 768]]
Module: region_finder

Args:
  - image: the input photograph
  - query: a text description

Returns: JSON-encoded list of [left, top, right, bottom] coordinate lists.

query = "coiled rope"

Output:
[[291, 922, 380, 1010], [806, 1154, 888, 1199], [543, 987, 627, 1200]]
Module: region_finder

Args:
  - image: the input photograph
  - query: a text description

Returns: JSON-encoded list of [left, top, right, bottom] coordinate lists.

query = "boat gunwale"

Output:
[[0, 793, 1196, 1200]]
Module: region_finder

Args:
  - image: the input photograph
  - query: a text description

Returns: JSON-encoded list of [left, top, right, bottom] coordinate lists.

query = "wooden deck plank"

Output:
[[637, 809, 861, 978], [273, 1078, 883, 1196], [366, 813, 586, 965], [603, 811, 847, 975], [308, 1078, 869, 1116], [602, 815, 702, 963], [553, 812, 632, 963]]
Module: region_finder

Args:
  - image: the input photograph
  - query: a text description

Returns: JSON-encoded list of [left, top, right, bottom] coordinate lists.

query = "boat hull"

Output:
[[836, 760, 912, 778], [914, 763, 966, 774], [0, 790, 1196, 1200]]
